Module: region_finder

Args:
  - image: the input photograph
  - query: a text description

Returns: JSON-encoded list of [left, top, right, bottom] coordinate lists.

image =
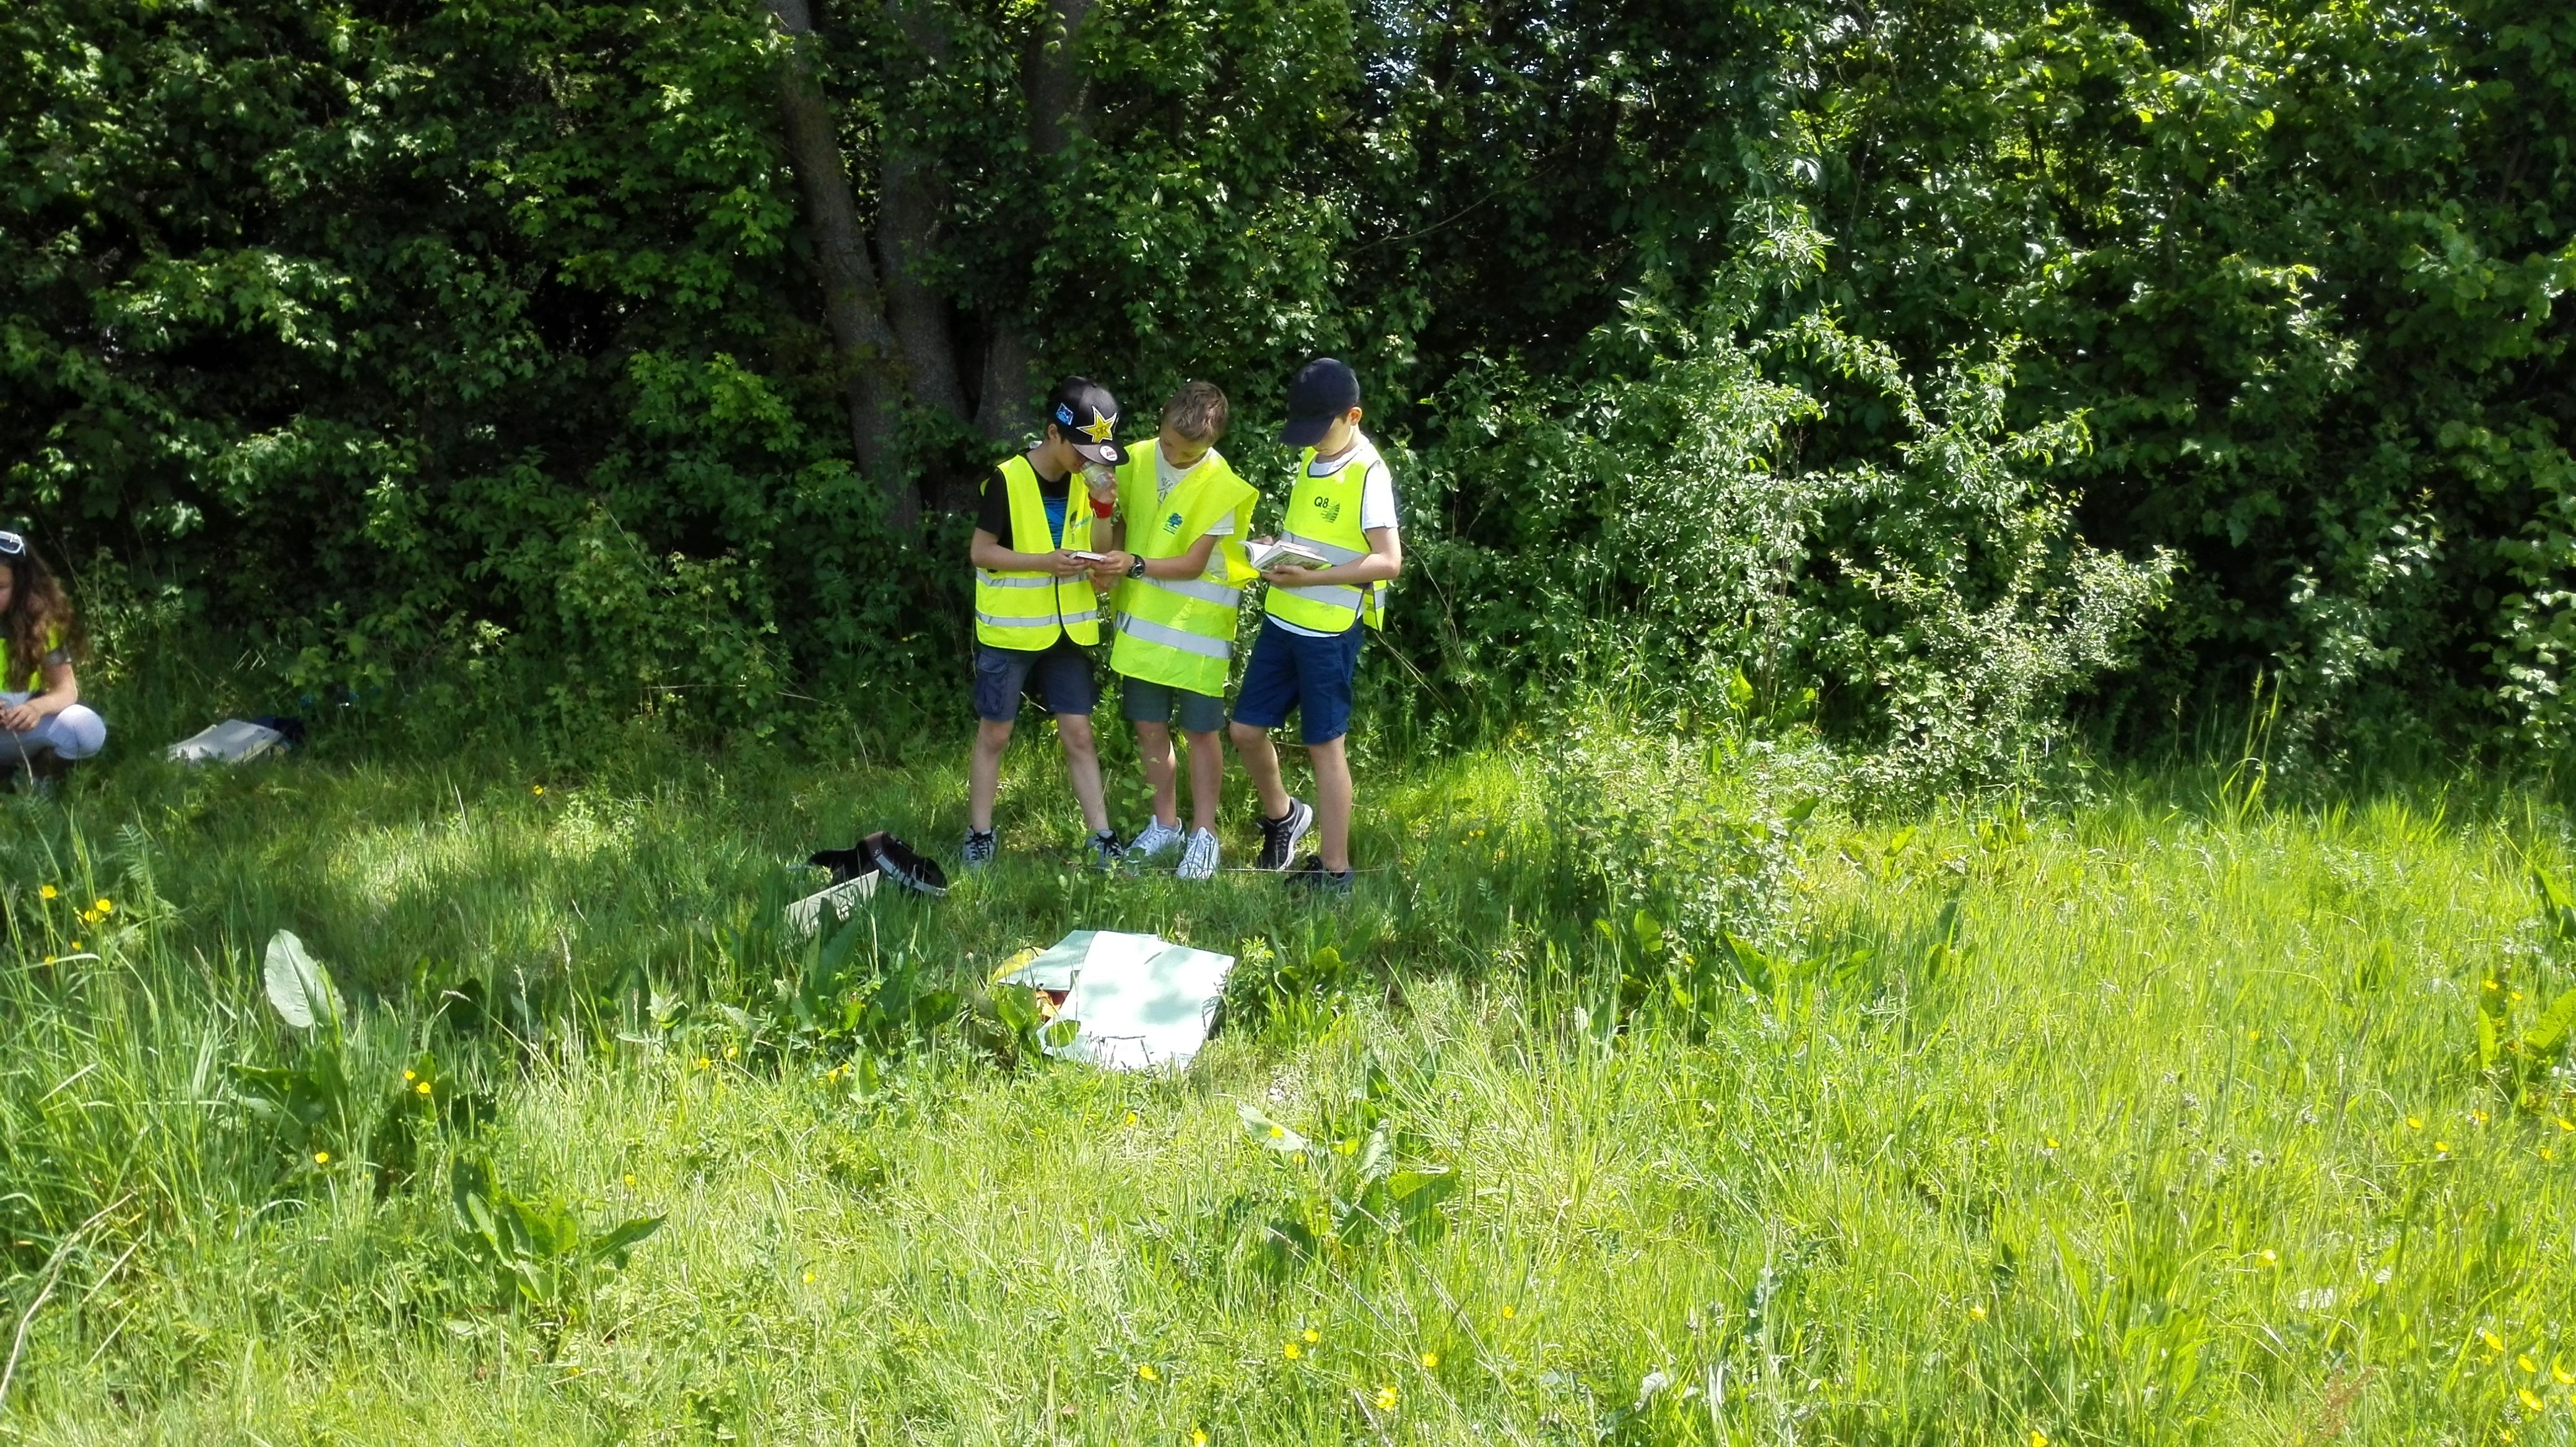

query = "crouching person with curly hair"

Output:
[[0, 532, 105, 791]]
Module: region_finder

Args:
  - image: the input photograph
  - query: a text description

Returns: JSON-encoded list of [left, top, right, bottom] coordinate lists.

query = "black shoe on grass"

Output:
[[962, 828, 998, 869], [1253, 798, 1314, 872], [1286, 854, 1353, 896]]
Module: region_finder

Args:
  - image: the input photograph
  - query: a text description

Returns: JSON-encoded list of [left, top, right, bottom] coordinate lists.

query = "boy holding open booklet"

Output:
[[1228, 357, 1403, 894]]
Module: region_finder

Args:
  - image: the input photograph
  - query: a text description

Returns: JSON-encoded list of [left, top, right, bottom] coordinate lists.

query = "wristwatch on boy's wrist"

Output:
[[1126, 556, 1147, 579]]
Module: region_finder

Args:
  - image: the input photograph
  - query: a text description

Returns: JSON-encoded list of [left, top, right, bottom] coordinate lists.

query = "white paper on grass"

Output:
[[1003, 929, 1235, 1071], [783, 872, 879, 937], [167, 719, 285, 764]]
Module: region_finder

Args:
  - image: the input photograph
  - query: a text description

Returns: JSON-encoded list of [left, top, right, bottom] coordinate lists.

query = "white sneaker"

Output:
[[1177, 828, 1219, 881], [1128, 818, 1185, 861]]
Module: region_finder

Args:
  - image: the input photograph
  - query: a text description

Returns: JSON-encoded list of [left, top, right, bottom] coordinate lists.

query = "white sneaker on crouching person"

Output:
[[1177, 828, 1219, 881], [1128, 818, 1185, 862], [962, 828, 998, 869]]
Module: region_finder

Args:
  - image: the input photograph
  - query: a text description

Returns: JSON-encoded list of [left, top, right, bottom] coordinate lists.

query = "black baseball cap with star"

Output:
[[1047, 378, 1126, 465]]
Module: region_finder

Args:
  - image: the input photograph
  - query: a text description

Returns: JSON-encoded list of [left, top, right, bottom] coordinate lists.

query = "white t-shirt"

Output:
[[1271, 433, 1397, 637], [1151, 442, 1234, 534]]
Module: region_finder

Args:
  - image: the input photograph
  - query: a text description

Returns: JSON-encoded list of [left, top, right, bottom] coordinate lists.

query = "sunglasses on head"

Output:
[[0, 532, 23, 557]]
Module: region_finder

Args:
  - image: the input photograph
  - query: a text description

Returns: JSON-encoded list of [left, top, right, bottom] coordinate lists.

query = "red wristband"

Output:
[[1090, 496, 1115, 519]]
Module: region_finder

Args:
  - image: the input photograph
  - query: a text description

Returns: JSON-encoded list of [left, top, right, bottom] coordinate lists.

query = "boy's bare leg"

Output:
[[1056, 713, 1111, 834], [1135, 719, 1181, 829], [1229, 721, 1291, 820], [1308, 736, 1354, 872], [968, 719, 1015, 830], [1183, 729, 1224, 834]]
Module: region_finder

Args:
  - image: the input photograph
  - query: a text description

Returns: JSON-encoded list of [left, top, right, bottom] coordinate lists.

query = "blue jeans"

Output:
[[1229, 618, 1363, 745]]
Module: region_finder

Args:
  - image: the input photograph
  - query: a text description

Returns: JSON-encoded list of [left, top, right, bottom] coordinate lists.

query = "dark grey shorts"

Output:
[[972, 639, 1098, 722], [1119, 676, 1227, 733]]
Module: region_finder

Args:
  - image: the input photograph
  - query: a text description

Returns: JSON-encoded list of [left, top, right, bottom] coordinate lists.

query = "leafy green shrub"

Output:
[[447, 1154, 663, 1334], [1409, 203, 2174, 797]]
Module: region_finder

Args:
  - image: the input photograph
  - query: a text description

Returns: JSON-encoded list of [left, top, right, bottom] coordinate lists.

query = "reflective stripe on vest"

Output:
[[974, 455, 1099, 649], [1108, 441, 1258, 694], [1141, 575, 1241, 606], [1264, 450, 1387, 632], [1116, 612, 1231, 660]]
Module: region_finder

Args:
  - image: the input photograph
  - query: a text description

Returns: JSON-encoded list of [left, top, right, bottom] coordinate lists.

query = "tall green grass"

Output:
[[2, 722, 2573, 1443]]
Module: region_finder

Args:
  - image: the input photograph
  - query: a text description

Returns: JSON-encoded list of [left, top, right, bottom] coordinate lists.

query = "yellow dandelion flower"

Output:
[[67, 940, 80, 950], [415, 1081, 432, 1096], [1125, 1111, 1139, 1126], [2043, 1137, 2058, 1150], [1421, 1352, 1438, 1370], [2473, 1109, 2490, 1124], [94, 898, 111, 914], [1283, 1342, 1301, 1361], [694, 1056, 711, 1070], [623, 1173, 637, 1186], [40, 956, 53, 965], [2556, 1117, 2574, 1132], [2435, 1140, 2451, 1154], [1137, 1363, 1159, 1382], [40, 884, 56, 899], [2553, 1359, 2574, 1384], [1373, 1385, 1398, 1411], [2519, 1354, 2537, 1373], [313, 1150, 330, 1165], [1970, 1304, 1988, 1320], [2260, 1249, 2278, 1266], [725, 1045, 738, 1059], [1500, 1305, 1516, 1321], [2030, 1432, 2048, 1447], [1193, 1432, 1209, 1447], [2484, 1329, 2507, 1352], [533, 785, 545, 795], [2406, 1116, 2423, 1129], [2248, 1030, 2259, 1041], [1303, 1328, 1318, 1344], [803, 1271, 815, 1284], [1268, 1125, 1285, 1139], [403, 1069, 416, 1082], [2484, 979, 2502, 991], [2522, 1388, 2544, 1411]]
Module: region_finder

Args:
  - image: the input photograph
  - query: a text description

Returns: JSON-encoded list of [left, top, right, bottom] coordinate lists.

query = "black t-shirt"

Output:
[[975, 461, 1071, 546]]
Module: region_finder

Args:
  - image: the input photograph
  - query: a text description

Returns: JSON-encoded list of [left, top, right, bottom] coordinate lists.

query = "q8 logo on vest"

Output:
[[1164, 512, 1184, 533]]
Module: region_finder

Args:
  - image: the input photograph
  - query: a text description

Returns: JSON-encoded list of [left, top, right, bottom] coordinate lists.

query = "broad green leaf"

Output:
[[2523, 989, 2576, 1059], [263, 930, 341, 1030], [1238, 1104, 1309, 1154]]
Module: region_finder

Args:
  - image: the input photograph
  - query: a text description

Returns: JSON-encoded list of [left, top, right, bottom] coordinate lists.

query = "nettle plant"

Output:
[[2480, 868, 2576, 1113], [1235, 1057, 1457, 1266], [235, 931, 496, 1188]]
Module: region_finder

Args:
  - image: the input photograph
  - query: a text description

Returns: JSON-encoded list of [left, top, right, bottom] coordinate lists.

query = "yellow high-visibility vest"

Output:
[[1263, 444, 1386, 633], [974, 455, 1100, 649], [1109, 442, 1258, 696]]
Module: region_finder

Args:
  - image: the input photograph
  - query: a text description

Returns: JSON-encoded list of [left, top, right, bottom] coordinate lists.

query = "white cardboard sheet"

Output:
[[1003, 929, 1235, 1071]]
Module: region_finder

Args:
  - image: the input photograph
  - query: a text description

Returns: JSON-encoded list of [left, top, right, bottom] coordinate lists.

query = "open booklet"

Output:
[[1245, 538, 1331, 572]]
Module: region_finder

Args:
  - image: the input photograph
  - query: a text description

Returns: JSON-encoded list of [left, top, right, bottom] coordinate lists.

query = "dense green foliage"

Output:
[[4, 0, 2571, 759]]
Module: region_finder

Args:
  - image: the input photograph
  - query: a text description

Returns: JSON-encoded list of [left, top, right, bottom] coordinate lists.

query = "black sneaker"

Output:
[[962, 829, 998, 869], [1286, 854, 1353, 896], [1253, 798, 1314, 872], [1086, 829, 1125, 871]]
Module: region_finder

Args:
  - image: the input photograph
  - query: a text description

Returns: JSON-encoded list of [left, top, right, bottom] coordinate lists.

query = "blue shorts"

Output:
[[1229, 617, 1364, 745], [972, 639, 1097, 722]]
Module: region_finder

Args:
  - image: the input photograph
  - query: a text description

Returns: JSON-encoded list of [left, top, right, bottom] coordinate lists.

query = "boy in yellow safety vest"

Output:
[[1227, 358, 1403, 894], [963, 378, 1136, 870], [1102, 382, 1257, 880]]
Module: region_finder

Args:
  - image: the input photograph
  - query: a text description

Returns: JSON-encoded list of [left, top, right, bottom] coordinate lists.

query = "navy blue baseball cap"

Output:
[[1047, 377, 1126, 465], [1279, 357, 1360, 448]]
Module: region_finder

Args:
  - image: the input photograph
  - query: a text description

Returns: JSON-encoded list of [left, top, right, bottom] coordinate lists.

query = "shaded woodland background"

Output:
[[4, 0, 2571, 776]]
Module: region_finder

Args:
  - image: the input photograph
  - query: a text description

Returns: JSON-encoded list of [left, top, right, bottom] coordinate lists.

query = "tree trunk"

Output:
[[876, 0, 970, 422], [973, 0, 1097, 443], [762, 0, 918, 536]]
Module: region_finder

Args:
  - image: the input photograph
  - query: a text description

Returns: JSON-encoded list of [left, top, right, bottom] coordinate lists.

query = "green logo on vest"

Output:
[[1315, 496, 1343, 523], [1165, 511, 1184, 532]]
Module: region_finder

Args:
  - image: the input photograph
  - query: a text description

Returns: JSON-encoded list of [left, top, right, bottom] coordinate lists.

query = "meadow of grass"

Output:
[[2, 707, 2574, 1445]]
